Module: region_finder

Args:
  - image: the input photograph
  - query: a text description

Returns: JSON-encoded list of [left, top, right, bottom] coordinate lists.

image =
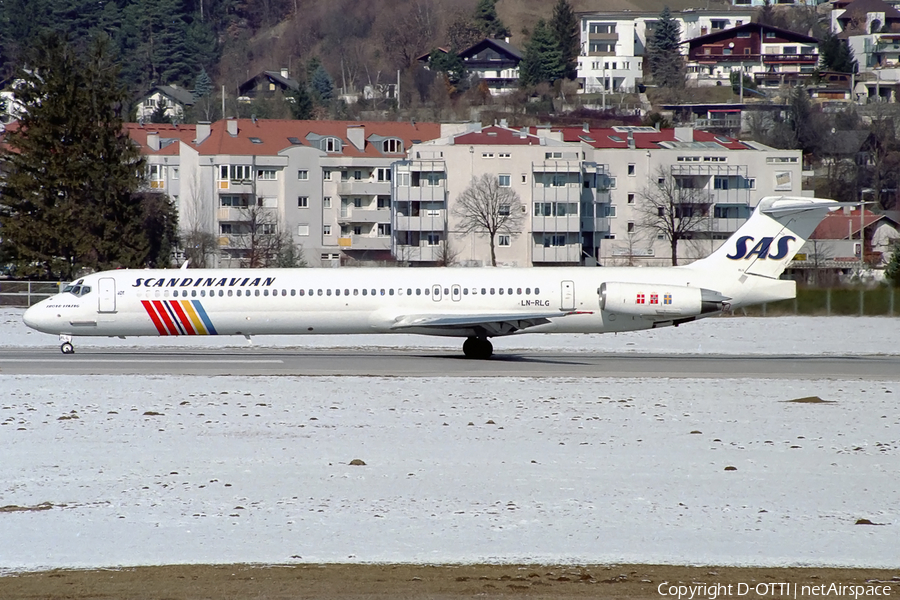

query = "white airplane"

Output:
[[24, 196, 837, 359]]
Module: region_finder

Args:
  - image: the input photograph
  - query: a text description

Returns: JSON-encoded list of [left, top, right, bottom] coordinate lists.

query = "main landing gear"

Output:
[[463, 337, 493, 360], [59, 335, 74, 354]]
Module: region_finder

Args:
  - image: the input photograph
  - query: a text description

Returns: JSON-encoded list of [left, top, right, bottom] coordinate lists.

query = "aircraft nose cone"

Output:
[[23, 302, 53, 333]]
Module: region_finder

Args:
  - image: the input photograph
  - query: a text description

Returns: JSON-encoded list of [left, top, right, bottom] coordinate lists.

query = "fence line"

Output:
[[0, 281, 64, 307]]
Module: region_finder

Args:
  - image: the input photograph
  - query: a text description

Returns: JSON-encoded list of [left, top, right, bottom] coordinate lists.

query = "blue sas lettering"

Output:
[[726, 236, 796, 260]]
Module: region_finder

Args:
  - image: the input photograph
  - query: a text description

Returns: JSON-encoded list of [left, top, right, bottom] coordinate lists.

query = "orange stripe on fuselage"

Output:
[[180, 301, 208, 335]]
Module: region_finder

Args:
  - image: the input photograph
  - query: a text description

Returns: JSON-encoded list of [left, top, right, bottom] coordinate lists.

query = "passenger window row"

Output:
[[167, 287, 542, 298]]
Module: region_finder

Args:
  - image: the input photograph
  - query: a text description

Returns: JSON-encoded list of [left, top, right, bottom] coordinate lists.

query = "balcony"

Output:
[[395, 212, 446, 231], [531, 215, 581, 233], [581, 217, 610, 232], [532, 244, 581, 263], [339, 236, 390, 251], [337, 180, 389, 196], [394, 186, 445, 203], [337, 209, 390, 224], [394, 245, 443, 262], [533, 186, 582, 203]]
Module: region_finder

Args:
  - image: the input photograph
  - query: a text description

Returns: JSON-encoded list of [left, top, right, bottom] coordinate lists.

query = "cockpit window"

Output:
[[62, 280, 92, 297]]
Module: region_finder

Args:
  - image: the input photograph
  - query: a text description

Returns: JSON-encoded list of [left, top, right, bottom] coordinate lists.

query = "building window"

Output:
[[377, 196, 391, 209], [257, 169, 277, 180], [543, 234, 567, 247], [498, 234, 510, 246], [499, 174, 511, 187], [397, 172, 410, 187], [382, 138, 403, 153], [378, 223, 391, 236], [627, 221, 635, 233], [323, 197, 332, 208], [298, 224, 309, 236], [323, 225, 332, 235], [224, 165, 252, 181], [499, 152, 510, 158], [323, 169, 332, 180], [376, 167, 391, 181], [627, 193, 635, 204], [298, 169, 309, 180], [627, 164, 635, 176], [534, 202, 579, 217], [171, 167, 179, 180], [220, 195, 250, 207], [482, 152, 494, 158], [298, 196, 308, 208], [425, 233, 441, 246], [320, 137, 342, 153]]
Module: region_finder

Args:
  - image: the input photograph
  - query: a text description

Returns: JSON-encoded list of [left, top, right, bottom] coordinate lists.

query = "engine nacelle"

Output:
[[598, 282, 728, 318]]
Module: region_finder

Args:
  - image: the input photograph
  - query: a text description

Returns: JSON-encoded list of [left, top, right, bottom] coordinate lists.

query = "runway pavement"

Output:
[[0, 347, 897, 379]]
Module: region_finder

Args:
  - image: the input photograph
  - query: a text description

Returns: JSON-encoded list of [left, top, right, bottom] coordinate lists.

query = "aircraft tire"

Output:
[[61, 342, 74, 354], [463, 337, 493, 360]]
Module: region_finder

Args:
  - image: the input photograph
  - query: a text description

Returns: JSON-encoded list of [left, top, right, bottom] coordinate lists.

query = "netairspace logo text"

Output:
[[658, 582, 892, 599]]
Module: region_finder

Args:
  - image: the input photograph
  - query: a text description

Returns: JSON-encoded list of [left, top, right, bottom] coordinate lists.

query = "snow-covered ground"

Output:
[[1, 311, 898, 571], [4, 308, 900, 355]]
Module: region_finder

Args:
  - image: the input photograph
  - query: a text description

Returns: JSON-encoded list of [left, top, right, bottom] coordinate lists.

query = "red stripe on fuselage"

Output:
[[141, 300, 168, 336], [151, 300, 179, 335], [168, 301, 196, 335]]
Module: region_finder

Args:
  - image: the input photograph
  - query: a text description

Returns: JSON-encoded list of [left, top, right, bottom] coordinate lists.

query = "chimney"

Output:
[[146, 131, 160, 151], [627, 131, 635, 150], [499, 118, 508, 128], [226, 117, 238, 136], [583, 123, 590, 133], [281, 67, 289, 78], [674, 126, 693, 142], [196, 121, 211, 144], [519, 127, 528, 139], [347, 125, 365, 150]]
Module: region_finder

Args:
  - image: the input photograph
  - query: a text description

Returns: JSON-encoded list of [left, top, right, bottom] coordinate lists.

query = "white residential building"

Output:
[[577, 9, 754, 93], [394, 124, 804, 267]]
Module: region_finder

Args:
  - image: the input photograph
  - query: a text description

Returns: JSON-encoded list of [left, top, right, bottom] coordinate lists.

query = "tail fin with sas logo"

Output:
[[689, 196, 839, 280], [684, 196, 840, 308]]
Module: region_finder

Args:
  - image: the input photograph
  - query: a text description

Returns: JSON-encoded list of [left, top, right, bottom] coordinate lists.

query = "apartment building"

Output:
[[394, 123, 803, 267], [392, 124, 609, 266], [128, 118, 441, 268], [577, 8, 753, 93]]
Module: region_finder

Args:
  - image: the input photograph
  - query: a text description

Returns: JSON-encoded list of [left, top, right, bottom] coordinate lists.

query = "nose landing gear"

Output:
[[59, 335, 74, 355], [462, 337, 493, 360]]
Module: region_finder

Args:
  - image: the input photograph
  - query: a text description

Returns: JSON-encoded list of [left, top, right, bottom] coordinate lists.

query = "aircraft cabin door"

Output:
[[560, 280, 575, 311], [432, 284, 442, 301], [451, 285, 461, 302], [98, 277, 117, 313]]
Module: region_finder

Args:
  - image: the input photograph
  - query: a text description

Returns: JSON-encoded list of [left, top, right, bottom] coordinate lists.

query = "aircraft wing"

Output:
[[389, 311, 591, 336]]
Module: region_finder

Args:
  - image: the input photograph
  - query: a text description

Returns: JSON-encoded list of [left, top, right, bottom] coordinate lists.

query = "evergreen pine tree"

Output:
[[0, 34, 148, 279], [290, 85, 314, 120], [310, 64, 334, 104], [647, 7, 685, 89], [519, 20, 564, 86], [550, 0, 579, 81], [474, 0, 509, 39], [819, 31, 858, 73], [429, 49, 466, 85], [886, 245, 900, 287], [193, 67, 214, 120]]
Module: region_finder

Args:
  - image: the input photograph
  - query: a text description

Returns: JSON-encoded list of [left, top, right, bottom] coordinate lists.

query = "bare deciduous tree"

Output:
[[231, 203, 305, 268], [180, 172, 218, 268], [636, 167, 712, 266], [452, 173, 524, 266]]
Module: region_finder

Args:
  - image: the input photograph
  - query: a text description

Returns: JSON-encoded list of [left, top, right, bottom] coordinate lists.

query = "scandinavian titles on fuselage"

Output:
[[132, 277, 276, 288]]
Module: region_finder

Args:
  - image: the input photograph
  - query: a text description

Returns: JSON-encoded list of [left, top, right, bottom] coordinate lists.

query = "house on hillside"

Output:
[[419, 39, 523, 95], [135, 85, 195, 123], [237, 69, 300, 102], [830, 0, 900, 102], [789, 208, 900, 284], [685, 23, 819, 89], [458, 38, 523, 95]]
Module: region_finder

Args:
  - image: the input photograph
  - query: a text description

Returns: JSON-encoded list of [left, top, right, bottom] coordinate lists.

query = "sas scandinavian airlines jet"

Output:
[[24, 196, 838, 359]]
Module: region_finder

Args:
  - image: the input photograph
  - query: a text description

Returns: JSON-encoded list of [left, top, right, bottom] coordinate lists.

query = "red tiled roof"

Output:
[[125, 123, 197, 156], [811, 209, 887, 240], [126, 119, 441, 157], [550, 126, 750, 150], [453, 125, 543, 145], [194, 119, 441, 157]]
